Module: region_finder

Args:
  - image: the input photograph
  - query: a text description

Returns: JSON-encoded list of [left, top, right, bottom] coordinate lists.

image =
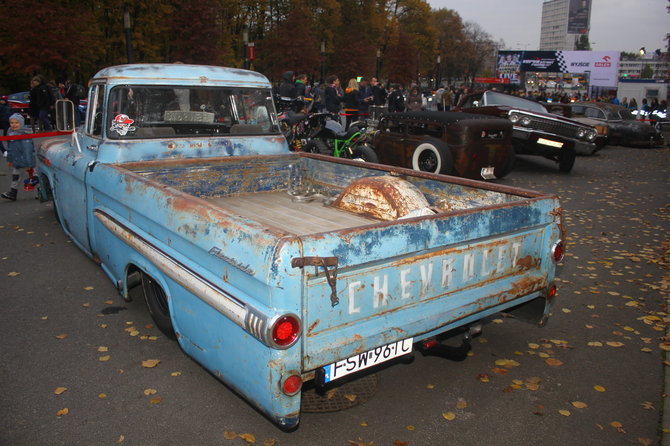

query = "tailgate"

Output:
[[299, 222, 556, 372]]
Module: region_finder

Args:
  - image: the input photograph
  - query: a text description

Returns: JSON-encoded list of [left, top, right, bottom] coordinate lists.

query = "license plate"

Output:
[[481, 166, 496, 180], [321, 338, 413, 383], [537, 137, 564, 148]]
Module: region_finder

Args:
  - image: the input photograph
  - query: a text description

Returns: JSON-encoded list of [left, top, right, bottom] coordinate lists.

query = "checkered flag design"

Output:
[[555, 51, 568, 73]]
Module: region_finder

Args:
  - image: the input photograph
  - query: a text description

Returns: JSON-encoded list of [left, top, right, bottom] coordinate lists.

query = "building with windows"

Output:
[[540, 0, 592, 51], [618, 57, 669, 80]]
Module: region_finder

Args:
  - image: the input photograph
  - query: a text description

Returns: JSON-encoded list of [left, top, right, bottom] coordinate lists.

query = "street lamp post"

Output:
[[124, 4, 133, 64], [376, 48, 381, 80], [435, 55, 441, 90], [243, 27, 249, 70], [320, 40, 326, 84]]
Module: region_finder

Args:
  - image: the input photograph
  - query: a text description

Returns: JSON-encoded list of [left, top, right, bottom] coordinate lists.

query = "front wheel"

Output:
[[141, 272, 176, 339], [558, 148, 576, 172], [351, 143, 379, 163], [412, 139, 453, 174]]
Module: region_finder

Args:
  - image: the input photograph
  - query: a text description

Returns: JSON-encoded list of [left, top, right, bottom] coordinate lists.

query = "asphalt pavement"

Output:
[[1, 144, 669, 446]]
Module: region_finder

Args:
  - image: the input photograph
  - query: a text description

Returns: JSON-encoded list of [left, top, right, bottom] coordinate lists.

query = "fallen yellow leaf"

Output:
[[55, 334, 67, 339], [116, 434, 125, 443], [223, 431, 237, 440], [442, 411, 456, 420], [606, 341, 625, 348], [98, 393, 107, 399], [558, 409, 571, 416], [56, 408, 69, 416], [84, 286, 94, 291], [8, 272, 20, 277], [98, 346, 108, 352], [239, 433, 256, 443], [571, 401, 588, 409], [344, 394, 357, 402], [545, 358, 563, 367], [149, 397, 162, 404], [144, 388, 157, 396], [406, 425, 415, 431], [99, 355, 111, 362], [171, 371, 182, 377], [594, 385, 606, 392], [141, 359, 161, 368], [456, 398, 468, 409], [54, 387, 67, 395], [263, 439, 277, 446]]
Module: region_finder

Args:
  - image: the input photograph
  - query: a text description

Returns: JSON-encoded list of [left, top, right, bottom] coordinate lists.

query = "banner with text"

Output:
[[497, 50, 620, 87]]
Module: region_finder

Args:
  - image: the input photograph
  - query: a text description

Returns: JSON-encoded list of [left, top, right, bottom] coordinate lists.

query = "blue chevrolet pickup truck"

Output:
[[37, 64, 565, 429]]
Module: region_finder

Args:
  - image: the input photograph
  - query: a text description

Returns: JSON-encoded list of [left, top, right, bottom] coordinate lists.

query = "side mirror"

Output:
[[55, 99, 75, 132]]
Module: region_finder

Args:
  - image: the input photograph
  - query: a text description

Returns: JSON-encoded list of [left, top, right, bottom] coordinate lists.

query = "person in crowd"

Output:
[[628, 97, 638, 110], [435, 86, 445, 111], [370, 77, 387, 106], [278, 71, 297, 98], [343, 78, 360, 129], [29, 75, 52, 131], [356, 77, 374, 121], [294, 73, 308, 98], [387, 84, 405, 113], [324, 75, 343, 117], [406, 85, 423, 112], [0, 96, 11, 154], [311, 82, 325, 112], [1, 114, 38, 201], [620, 97, 629, 108], [443, 86, 454, 110], [62, 79, 84, 126]]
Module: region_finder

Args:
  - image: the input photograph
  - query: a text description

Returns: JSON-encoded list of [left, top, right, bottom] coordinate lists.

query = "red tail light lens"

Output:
[[548, 283, 557, 298], [282, 374, 302, 396], [552, 241, 565, 263], [271, 315, 301, 348]]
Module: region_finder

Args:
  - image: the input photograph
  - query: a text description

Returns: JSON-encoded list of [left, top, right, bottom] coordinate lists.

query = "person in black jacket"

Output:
[[324, 75, 343, 118], [387, 84, 405, 113], [278, 71, 297, 99], [28, 75, 52, 131]]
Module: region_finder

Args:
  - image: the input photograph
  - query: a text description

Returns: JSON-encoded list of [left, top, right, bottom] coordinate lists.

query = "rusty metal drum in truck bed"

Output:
[[36, 64, 564, 429]]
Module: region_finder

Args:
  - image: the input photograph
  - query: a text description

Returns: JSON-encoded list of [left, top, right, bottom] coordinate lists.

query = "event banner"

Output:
[[497, 50, 620, 87]]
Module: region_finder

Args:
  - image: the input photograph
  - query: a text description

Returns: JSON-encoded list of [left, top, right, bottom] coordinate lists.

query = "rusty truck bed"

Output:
[[206, 192, 375, 236]]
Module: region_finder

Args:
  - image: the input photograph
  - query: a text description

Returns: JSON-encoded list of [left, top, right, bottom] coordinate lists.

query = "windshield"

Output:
[[484, 91, 548, 113], [106, 85, 279, 139]]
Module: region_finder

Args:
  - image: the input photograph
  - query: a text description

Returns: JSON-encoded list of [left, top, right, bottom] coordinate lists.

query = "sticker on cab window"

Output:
[[110, 114, 136, 136]]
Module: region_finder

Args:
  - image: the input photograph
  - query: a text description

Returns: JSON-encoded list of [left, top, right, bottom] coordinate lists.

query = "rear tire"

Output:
[[558, 148, 576, 172], [303, 139, 331, 155], [351, 143, 379, 163], [141, 272, 176, 339], [411, 139, 453, 174]]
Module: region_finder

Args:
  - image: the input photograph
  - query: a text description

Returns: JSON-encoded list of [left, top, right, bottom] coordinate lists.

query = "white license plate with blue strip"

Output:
[[322, 338, 413, 383]]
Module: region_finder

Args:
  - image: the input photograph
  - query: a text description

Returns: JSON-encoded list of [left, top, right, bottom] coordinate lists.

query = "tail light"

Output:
[[282, 372, 302, 396], [270, 314, 301, 348], [552, 240, 565, 263], [548, 283, 557, 298]]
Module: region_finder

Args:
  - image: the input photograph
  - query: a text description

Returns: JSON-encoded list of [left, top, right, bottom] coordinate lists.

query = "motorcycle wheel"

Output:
[[351, 143, 379, 163], [303, 139, 331, 155]]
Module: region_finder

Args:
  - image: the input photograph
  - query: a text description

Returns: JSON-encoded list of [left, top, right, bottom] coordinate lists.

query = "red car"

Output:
[[7, 91, 31, 118]]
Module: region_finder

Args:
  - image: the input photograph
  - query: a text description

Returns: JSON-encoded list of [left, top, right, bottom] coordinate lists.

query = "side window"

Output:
[[87, 84, 105, 137], [584, 107, 605, 119], [383, 118, 404, 133], [408, 121, 442, 137]]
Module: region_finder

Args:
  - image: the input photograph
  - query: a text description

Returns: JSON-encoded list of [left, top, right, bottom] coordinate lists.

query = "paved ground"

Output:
[[0, 144, 668, 446]]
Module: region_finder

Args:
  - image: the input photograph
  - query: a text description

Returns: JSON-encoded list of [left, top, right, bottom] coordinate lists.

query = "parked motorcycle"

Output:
[[302, 118, 378, 163]]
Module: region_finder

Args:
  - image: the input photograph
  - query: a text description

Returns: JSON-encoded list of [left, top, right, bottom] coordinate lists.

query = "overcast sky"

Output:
[[426, 0, 668, 54]]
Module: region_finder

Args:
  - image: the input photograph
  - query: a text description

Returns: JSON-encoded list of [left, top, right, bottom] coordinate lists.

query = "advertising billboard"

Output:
[[568, 0, 591, 34], [497, 50, 620, 87]]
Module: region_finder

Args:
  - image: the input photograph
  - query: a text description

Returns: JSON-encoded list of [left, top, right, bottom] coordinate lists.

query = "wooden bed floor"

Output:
[[206, 191, 376, 236]]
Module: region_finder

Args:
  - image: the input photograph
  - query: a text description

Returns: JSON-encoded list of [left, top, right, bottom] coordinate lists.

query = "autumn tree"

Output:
[[431, 8, 467, 85], [0, 0, 102, 90], [167, 0, 226, 64]]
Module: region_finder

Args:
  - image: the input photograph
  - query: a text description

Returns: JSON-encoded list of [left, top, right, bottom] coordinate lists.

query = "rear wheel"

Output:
[[412, 139, 453, 174], [141, 272, 176, 339], [351, 143, 379, 163], [558, 148, 576, 172], [303, 139, 331, 155]]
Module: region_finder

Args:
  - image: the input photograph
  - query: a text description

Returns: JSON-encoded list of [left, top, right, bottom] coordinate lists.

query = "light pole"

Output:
[[376, 48, 381, 80], [124, 4, 133, 64], [320, 40, 326, 84], [243, 27, 249, 70], [435, 55, 441, 90]]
